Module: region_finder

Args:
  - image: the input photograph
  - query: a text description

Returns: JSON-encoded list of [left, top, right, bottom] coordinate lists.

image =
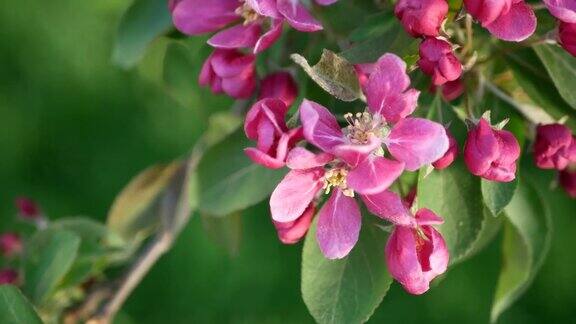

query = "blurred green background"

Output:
[[1, 1, 575, 323]]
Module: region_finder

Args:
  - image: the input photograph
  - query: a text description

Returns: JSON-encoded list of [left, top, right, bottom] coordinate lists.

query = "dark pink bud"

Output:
[[418, 38, 462, 86], [15, 197, 41, 220], [429, 79, 465, 101], [0, 233, 22, 258], [559, 22, 576, 57], [199, 49, 256, 99], [534, 124, 576, 170], [433, 129, 459, 169], [244, 99, 304, 169], [395, 0, 449, 37], [273, 203, 315, 244], [0, 269, 18, 285], [559, 168, 576, 198], [258, 72, 298, 107], [464, 118, 521, 182]]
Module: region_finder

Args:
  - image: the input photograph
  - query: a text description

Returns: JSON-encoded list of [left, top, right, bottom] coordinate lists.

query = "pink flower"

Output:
[[244, 99, 303, 169], [430, 79, 465, 101], [259, 72, 298, 106], [433, 129, 459, 169], [0, 269, 18, 285], [544, 0, 576, 23], [559, 167, 576, 198], [385, 207, 449, 295], [171, 0, 324, 54], [199, 49, 256, 99], [0, 233, 22, 258], [273, 203, 315, 244], [418, 38, 462, 86], [559, 22, 576, 57], [464, 0, 536, 41], [534, 124, 576, 170], [15, 197, 41, 220], [464, 118, 521, 182], [395, 0, 449, 37]]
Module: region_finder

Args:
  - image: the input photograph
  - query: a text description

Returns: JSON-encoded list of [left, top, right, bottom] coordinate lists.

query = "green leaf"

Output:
[[291, 49, 362, 102], [196, 129, 285, 216], [107, 161, 182, 241], [0, 285, 42, 324], [163, 41, 201, 108], [111, 0, 172, 69], [417, 159, 484, 264], [302, 218, 392, 324], [481, 178, 518, 217], [201, 212, 243, 257], [24, 230, 81, 304], [491, 179, 552, 322], [533, 44, 576, 110]]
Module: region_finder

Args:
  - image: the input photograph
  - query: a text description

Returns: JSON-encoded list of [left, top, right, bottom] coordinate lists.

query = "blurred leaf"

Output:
[[0, 285, 42, 324], [163, 41, 199, 108], [24, 230, 81, 304], [417, 159, 484, 265], [533, 44, 576, 110], [107, 161, 182, 241], [202, 112, 243, 146], [112, 0, 172, 69], [340, 17, 417, 64], [196, 129, 284, 216], [464, 208, 503, 260], [491, 179, 552, 322], [348, 11, 396, 42], [302, 218, 392, 324], [201, 212, 243, 257], [291, 50, 362, 102], [159, 160, 194, 236], [481, 178, 518, 217]]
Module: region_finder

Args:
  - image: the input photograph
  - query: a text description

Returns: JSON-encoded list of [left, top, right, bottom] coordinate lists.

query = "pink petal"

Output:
[[361, 190, 416, 226], [245, 148, 285, 168], [386, 118, 450, 171], [317, 190, 362, 259], [414, 208, 444, 225], [464, 118, 500, 176], [254, 19, 284, 54], [273, 203, 315, 244], [332, 135, 382, 167], [270, 169, 325, 223], [277, 0, 323, 32], [544, 0, 576, 23], [486, 1, 537, 42], [258, 71, 298, 107], [422, 226, 449, 283], [316, 0, 338, 5], [244, 99, 289, 140], [221, 72, 256, 99], [245, 0, 281, 18], [208, 23, 262, 49], [172, 0, 239, 35], [286, 147, 334, 170], [299, 100, 345, 153], [347, 156, 405, 195]]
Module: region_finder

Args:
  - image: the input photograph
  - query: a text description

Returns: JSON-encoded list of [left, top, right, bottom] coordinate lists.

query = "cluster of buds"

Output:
[[244, 53, 452, 294], [170, 0, 336, 99], [533, 123, 576, 197]]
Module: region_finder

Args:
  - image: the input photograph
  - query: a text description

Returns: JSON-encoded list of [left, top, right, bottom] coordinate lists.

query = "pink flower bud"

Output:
[[418, 38, 462, 86], [559, 168, 576, 198], [244, 99, 303, 169], [273, 203, 315, 244], [433, 129, 459, 169], [385, 209, 449, 295], [259, 72, 298, 107], [395, 0, 449, 37], [464, 0, 536, 41], [0, 269, 18, 285], [15, 197, 41, 220], [464, 118, 521, 182], [559, 22, 576, 57], [199, 49, 256, 99], [534, 123, 576, 170], [0, 233, 22, 258], [465, 0, 513, 26]]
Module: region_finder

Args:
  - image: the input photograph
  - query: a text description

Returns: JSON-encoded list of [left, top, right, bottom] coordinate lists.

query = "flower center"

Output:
[[236, 1, 260, 25], [343, 112, 384, 144], [322, 168, 354, 197]]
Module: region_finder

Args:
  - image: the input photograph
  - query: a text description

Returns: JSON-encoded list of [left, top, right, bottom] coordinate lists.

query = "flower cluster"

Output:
[[171, 0, 335, 99], [543, 0, 576, 57], [244, 53, 451, 294], [533, 123, 576, 197]]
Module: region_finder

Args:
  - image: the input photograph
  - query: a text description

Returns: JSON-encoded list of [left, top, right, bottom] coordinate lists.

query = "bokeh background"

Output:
[[1, 1, 575, 323]]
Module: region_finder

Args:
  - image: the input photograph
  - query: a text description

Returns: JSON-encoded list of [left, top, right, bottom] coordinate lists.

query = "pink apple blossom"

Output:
[[464, 118, 521, 182], [559, 22, 576, 57], [433, 129, 459, 169], [259, 72, 298, 106], [418, 38, 462, 86], [559, 167, 576, 198], [395, 0, 449, 37], [544, 0, 576, 23], [0, 233, 22, 258], [464, 0, 536, 41], [199, 49, 256, 99], [534, 123, 576, 170], [244, 99, 303, 169]]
